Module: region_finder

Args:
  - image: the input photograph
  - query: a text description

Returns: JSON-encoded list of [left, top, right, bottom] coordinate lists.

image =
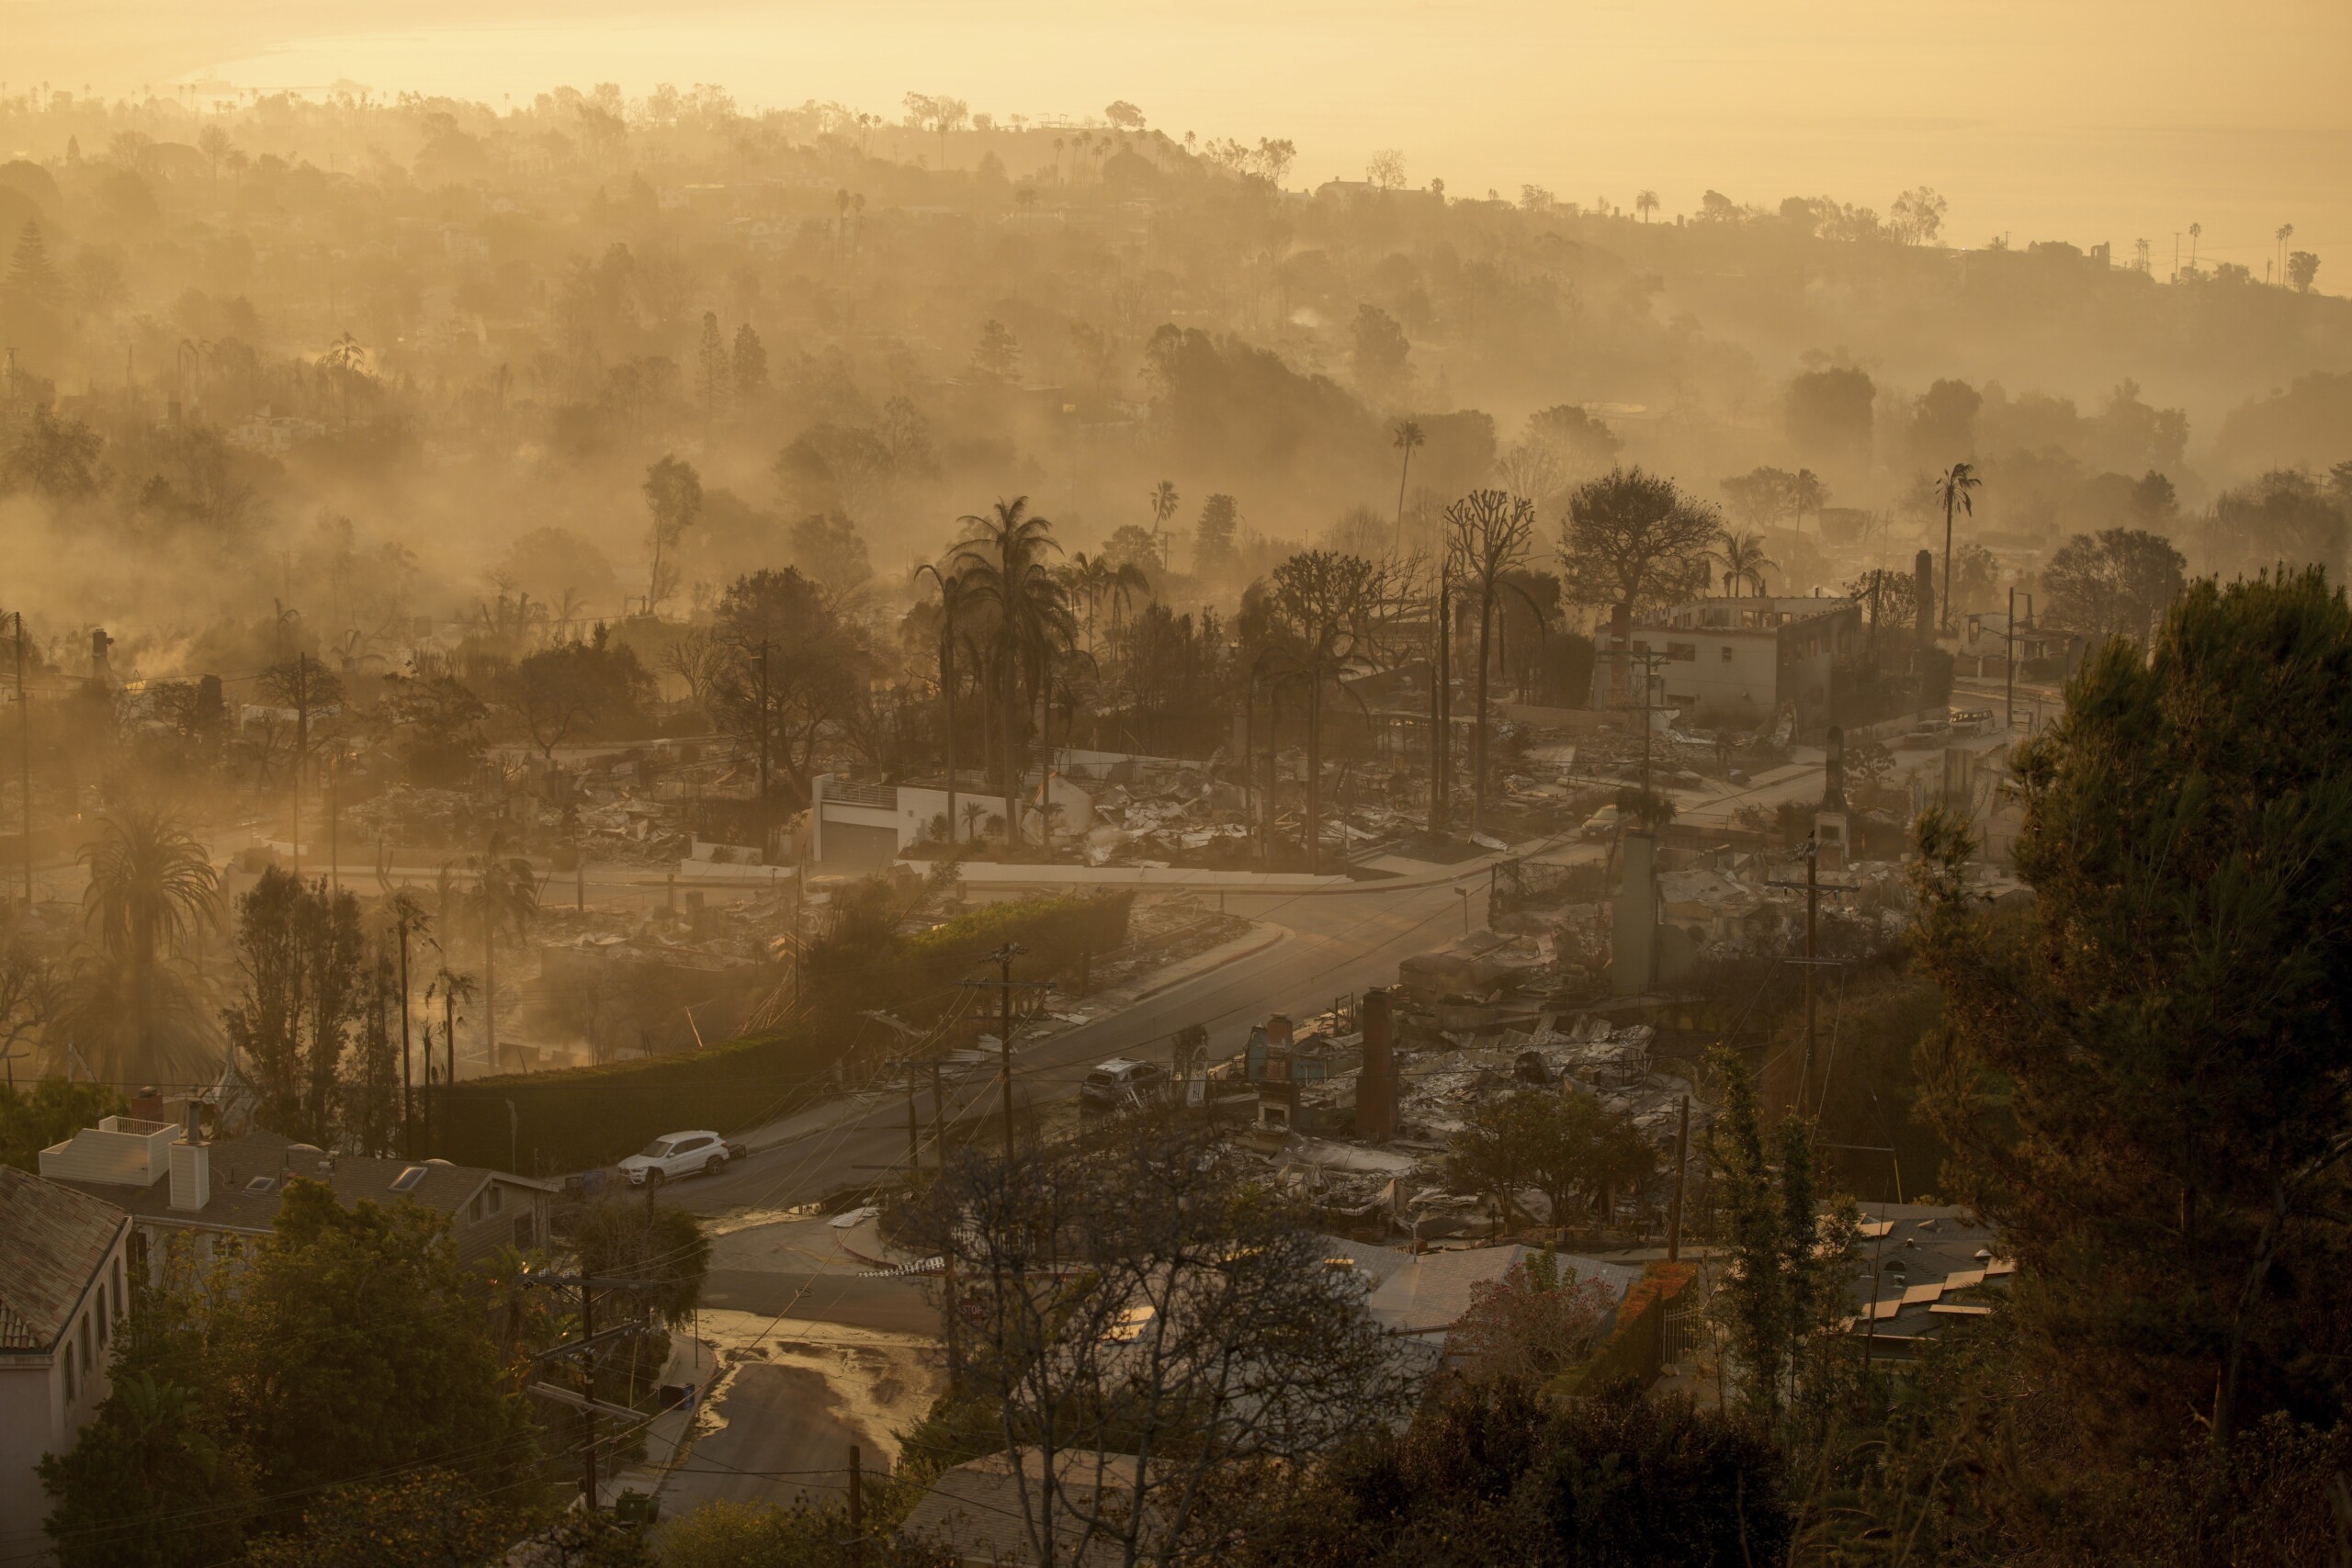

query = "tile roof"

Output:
[[0, 1167, 127, 1353]]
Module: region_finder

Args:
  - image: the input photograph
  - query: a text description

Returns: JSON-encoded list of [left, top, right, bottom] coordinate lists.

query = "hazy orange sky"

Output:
[[13, 0, 2352, 265]]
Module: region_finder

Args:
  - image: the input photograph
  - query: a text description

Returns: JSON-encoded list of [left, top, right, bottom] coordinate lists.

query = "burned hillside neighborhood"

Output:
[[3, 14, 2351, 1567]]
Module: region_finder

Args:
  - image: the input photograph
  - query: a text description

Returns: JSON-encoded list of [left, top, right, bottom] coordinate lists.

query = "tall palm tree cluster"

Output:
[[912, 497, 1083, 852], [42, 804, 520, 1160], [902, 462, 1771, 864]]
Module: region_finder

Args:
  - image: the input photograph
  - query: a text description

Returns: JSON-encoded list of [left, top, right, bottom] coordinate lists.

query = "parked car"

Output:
[[618, 1130, 730, 1186], [1080, 1057, 1170, 1111], [1578, 804, 1622, 840]]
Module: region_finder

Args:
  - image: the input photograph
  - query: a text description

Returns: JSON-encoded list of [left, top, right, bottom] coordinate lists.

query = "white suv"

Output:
[[619, 1130, 729, 1187]]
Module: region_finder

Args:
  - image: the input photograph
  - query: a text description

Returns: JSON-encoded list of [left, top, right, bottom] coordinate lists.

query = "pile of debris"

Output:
[[1202, 991, 1705, 1246]]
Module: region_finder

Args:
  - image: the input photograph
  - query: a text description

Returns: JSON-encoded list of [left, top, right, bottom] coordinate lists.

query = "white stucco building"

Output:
[[0, 1166, 132, 1549], [1592, 594, 1863, 731]]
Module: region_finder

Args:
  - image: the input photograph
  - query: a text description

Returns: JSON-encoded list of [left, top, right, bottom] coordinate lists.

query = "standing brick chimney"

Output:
[[1357, 987, 1398, 1141]]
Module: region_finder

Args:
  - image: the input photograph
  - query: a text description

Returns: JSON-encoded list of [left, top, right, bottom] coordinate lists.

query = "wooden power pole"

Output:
[[959, 942, 1052, 1159]]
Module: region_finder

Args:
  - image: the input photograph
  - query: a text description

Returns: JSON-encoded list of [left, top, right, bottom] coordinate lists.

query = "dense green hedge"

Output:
[[432, 1025, 829, 1175], [436, 892, 1136, 1173]]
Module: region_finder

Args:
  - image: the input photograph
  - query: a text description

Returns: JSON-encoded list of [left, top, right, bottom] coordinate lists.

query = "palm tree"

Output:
[[949, 498, 1074, 851], [1934, 462, 1982, 634], [1390, 420, 1425, 553], [461, 833, 538, 1070], [2188, 221, 2202, 271], [1148, 479, 1180, 569], [960, 800, 989, 845], [69, 807, 220, 1080], [1709, 530, 1777, 597], [379, 888, 432, 1156], [912, 559, 978, 841], [1635, 189, 1659, 224], [2277, 222, 2294, 284], [1787, 469, 1826, 536], [422, 965, 476, 1149], [320, 331, 367, 432], [1058, 552, 1114, 656], [1100, 558, 1152, 662]]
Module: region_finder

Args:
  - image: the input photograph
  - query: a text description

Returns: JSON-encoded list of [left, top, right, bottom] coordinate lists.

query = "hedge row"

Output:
[[436, 892, 1136, 1174], [432, 1024, 829, 1176]]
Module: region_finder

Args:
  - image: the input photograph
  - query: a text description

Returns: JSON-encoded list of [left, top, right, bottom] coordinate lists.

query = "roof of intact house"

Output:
[[1847, 1202, 2016, 1352], [51, 1131, 557, 1234], [0, 1166, 127, 1353]]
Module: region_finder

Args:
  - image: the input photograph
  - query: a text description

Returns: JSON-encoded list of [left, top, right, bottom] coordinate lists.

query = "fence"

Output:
[[1562, 1260, 1701, 1394]]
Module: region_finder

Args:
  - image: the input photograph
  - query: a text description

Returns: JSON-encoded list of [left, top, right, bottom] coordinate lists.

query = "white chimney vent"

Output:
[[169, 1140, 211, 1213], [169, 1100, 210, 1213]]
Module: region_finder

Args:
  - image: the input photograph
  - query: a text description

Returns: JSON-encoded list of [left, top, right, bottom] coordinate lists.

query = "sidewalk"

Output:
[[597, 1328, 721, 1510], [945, 841, 1534, 897]]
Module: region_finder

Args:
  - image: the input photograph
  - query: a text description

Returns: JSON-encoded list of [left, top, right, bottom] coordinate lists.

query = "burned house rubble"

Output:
[[1197, 969, 1711, 1247]]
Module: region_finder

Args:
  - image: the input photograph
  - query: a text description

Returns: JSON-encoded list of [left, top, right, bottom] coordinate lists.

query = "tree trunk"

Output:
[[399, 920, 412, 1158], [2214, 1168, 2291, 1455], [943, 641, 958, 842], [1430, 574, 1451, 835], [1306, 672, 1322, 874], [482, 914, 498, 1071], [1002, 644, 1021, 851], [1473, 587, 1495, 836]]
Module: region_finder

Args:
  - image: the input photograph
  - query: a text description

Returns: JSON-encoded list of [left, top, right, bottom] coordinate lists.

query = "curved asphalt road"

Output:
[[669, 870, 1503, 1221]]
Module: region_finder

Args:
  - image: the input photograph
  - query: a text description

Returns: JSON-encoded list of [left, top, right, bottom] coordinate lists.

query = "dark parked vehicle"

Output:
[[1080, 1057, 1170, 1111]]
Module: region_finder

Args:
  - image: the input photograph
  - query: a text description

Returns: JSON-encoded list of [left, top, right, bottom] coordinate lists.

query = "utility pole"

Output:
[[290, 657, 309, 879], [1768, 836, 1857, 1115], [1666, 1094, 1690, 1263], [577, 1279, 598, 1507], [847, 1444, 866, 1565], [959, 942, 1052, 1158], [2005, 590, 2033, 731], [928, 1058, 947, 1166], [755, 638, 772, 804], [14, 610, 28, 906], [904, 1066, 920, 1168], [1430, 558, 1450, 835], [1242, 674, 1256, 855], [397, 902, 414, 1156], [522, 1271, 666, 1515], [326, 749, 339, 894]]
